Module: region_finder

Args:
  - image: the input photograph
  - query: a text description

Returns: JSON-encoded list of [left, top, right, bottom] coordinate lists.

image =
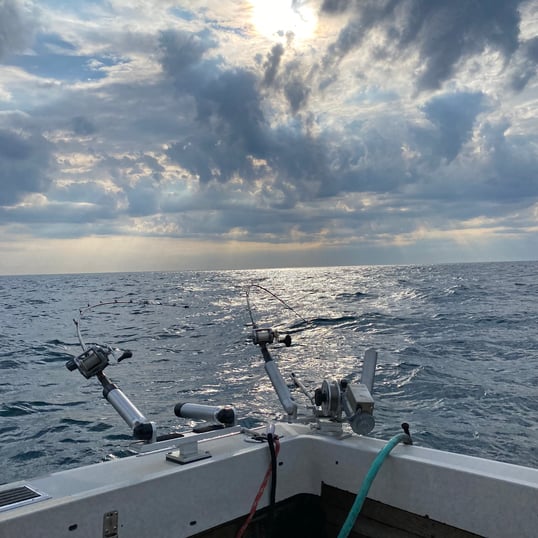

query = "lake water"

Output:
[[1, 261, 537, 485]]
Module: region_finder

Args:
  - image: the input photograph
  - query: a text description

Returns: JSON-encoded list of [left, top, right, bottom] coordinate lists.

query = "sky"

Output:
[[1, 0, 538, 275]]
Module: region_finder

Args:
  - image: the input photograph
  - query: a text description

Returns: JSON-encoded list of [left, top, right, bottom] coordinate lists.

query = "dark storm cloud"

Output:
[[284, 76, 310, 113], [322, 1, 397, 64], [420, 92, 485, 163], [159, 28, 267, 182], [322, 0, 525, 91], [160, 27, 336, 197], [260, 42, 311, 113], [324, 19, 364, 63], [280, 60, 311, 113], [200, 69, 268, 155], [164, 68, 268, 184], [159, 27, 503, 215], [160, 28, 326, 187], [158, 29, 219, 93], [0, 129, 54, 205], [263, 43, 284, 86], [410, 0, 521, 91]]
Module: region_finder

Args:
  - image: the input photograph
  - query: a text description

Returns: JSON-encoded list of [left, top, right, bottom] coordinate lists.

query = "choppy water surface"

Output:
[[1, 262, 537, 484]]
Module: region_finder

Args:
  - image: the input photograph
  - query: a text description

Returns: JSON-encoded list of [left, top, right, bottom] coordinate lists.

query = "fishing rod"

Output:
[[245, 283, 377, 435], [66, 298, 235, 446], [67, 300, 164, 442], [245, 284, 309, 329]]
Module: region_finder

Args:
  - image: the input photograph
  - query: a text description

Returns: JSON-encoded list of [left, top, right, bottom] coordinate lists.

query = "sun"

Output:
[[249, 0, 318, 42]]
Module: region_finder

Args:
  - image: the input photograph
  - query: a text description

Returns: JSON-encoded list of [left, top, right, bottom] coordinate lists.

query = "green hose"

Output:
[[337, 427, 411, 538]]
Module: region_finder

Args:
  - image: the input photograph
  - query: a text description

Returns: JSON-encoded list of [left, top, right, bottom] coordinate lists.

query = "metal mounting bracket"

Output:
[[103, 510, 118, 538], [165, 426, 241, 464]]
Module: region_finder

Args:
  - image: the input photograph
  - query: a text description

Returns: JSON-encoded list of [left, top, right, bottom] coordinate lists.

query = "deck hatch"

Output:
[[0, 485, 49, 512]]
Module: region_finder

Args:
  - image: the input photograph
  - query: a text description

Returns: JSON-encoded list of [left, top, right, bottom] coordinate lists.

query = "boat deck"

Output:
[[192, 485, 482, 538], [322, 485, 481, 538]]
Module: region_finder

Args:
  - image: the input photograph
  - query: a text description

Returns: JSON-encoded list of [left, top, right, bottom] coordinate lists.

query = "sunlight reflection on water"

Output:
[[1, 261, 537, 484]]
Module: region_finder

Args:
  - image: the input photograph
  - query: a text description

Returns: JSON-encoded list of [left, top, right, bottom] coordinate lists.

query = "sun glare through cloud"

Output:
[[249, 0, 318, 42]]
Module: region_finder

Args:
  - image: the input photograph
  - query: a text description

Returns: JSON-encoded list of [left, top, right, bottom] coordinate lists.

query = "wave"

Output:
[[1, 262, 537, 483], [335, 291, 369, 300]]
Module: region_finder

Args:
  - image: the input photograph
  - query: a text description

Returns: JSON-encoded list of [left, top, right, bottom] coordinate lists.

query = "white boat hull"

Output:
[[1, 423, 536, 537]]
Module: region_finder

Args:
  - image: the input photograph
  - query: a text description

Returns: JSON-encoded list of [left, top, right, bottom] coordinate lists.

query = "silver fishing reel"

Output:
[[252, 327, 292, 347], [315, 378, 375, 435]]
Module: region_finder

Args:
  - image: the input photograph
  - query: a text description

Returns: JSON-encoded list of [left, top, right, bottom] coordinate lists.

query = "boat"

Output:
[[0, 287, 537, 537]]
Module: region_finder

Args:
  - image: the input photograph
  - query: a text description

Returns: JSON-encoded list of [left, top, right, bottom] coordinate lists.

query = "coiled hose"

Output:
[[337, 424, 412, 538]]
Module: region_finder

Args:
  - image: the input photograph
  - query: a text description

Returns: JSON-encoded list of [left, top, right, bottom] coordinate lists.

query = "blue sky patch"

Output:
[[5, 52, 124, 82]]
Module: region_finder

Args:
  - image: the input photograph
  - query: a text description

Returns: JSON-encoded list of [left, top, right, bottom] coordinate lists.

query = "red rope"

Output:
[[236, 436, 280, 538]]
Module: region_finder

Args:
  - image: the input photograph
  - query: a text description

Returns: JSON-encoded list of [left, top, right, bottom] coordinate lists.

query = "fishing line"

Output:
[[74, 299, 188, 351], [245, 284, 309, 330]]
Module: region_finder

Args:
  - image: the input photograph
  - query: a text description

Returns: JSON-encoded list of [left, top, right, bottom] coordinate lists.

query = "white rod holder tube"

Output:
[[361, 348, 378, 393]]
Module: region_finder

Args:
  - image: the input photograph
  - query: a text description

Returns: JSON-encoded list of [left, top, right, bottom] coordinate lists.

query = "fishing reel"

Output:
[[65, 341, 154, 442], [65, 345, 132, 379], [252, 327, 292, 347], [314, 378, 375, 435], [250, 322, 377, 435]]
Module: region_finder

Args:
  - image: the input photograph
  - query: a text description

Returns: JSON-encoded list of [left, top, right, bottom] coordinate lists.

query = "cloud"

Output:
[[510, 36, 538, 91], [321, 0, 525, 91], [262, 43, 285, 86], [320, 0, 351, 15], [0, 0, 37, 61], [145, 20, 538, 240], [0, 129, 54, 205], [1, 0, 538, 272], [159, 29, 219, 91], [475, 120, 538, 204], [420, 92, 485, 163], [159, 27, 334, 204], [71, 116, 97, 135], [258, 41, 312, 113], [160, 29, 272, 183]]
